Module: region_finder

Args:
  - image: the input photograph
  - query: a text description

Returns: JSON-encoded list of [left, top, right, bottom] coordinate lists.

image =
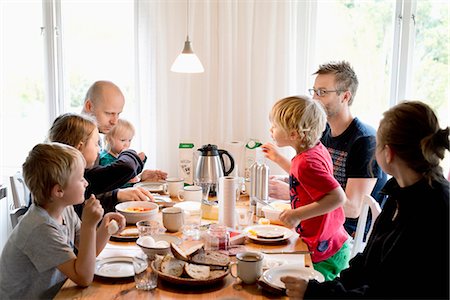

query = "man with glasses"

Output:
[[266, 61, 386, 237]]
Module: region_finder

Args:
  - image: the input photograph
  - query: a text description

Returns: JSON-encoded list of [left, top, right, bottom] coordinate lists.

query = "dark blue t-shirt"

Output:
[[321, 118, 387, 236]]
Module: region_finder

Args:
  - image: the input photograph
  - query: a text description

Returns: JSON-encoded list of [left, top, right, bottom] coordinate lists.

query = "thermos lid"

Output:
[[198, 144, 219, 156]]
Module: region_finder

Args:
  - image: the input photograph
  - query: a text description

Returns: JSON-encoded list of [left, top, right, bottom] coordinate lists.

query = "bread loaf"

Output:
[[160, 255, 185, 277]]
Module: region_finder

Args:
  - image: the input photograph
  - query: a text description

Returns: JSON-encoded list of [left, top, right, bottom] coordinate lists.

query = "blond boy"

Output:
[[262, 96, 350, 280], [0, 143, 125, 299]]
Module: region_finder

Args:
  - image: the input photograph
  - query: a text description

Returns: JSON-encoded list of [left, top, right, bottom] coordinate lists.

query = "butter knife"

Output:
[[262, 250, 312, 255]]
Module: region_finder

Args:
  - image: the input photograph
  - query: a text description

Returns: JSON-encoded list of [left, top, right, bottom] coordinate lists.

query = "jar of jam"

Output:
[[205, 224, 229, 251]]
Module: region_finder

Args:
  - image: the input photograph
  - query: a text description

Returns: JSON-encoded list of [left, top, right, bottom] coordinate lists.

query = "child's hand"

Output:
[[138, 152, 146, 161], [81, 194, 104, 228], [279, 208, 301, 228], [101, 212, 126, 235], [261, 143, 282, 163]]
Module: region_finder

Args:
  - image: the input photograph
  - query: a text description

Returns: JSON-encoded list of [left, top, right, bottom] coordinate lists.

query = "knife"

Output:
[[262, 250, 312, 255]]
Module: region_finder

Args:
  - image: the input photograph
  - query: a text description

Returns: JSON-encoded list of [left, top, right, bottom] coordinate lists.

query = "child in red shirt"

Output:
[[263, 96, 350, 280]]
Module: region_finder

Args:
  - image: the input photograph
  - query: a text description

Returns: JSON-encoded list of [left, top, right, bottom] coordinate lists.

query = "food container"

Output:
[[115, 201, 159, 224], [261, 201, 291, 225], [136, 234, 182, 259]]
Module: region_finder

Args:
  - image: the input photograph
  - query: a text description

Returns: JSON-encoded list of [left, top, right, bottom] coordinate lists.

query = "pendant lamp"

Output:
[[171, 0, 204, 73]]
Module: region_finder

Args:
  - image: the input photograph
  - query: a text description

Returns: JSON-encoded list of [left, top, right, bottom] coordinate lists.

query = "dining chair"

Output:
[[10, 206, 28, 228], [9, 172, 31, 228], [350, 194, 382, 258], [9, 171, 31, 209]]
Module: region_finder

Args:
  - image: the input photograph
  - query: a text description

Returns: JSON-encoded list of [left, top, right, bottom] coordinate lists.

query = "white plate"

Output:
[[262, 264, 325, 289], [244, 224, 294, 243], [95, 256, 134, 278], [135, 182, 167, 193]]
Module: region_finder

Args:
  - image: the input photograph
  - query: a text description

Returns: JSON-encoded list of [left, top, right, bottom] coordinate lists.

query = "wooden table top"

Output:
[[55, 196, 312, 299]]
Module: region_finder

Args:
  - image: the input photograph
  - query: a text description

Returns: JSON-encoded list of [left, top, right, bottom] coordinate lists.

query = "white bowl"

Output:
[[173, 201, 201, 212], [262, 201, 291, 225], [136, 234, 182, 259], [115, 201, 159, 224]]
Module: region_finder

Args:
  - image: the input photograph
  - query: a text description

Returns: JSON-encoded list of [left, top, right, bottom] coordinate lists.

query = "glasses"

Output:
[[308, 88, 342, 97]]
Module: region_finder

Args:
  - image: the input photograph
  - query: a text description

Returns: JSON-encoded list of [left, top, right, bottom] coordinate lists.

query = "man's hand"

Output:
[[269, 178, 290, 200], [140, 169, 168, 182]]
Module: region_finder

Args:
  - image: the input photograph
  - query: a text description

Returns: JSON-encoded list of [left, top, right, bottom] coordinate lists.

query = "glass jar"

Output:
[[205, 224, 229, 251]]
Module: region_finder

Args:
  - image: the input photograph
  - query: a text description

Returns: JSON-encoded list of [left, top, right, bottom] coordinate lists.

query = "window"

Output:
[[410, 0, 449, 174], [0, 1, 48, 177], [313, 0, 396, 129], [60, 1, 135, 116]]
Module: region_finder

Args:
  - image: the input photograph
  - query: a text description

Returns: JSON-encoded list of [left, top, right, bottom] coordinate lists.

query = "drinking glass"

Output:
[[136, 220, 163, 237], [236, 207, 253, 230], [182, 209, 202, 240], [194, 178, 213, 205], [133, 254, 157, 290]]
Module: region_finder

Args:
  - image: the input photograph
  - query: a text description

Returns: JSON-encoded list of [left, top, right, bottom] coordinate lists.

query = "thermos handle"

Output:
[[218, 150, 235, 176]]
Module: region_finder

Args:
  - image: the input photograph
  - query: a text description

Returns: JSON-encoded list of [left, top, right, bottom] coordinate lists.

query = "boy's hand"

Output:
[[261, 143, 282, 163], [279, 209, 301, 228], [81, 194, 104, 228], [102, 212, 126, 235], [138, 151, 146, 162]]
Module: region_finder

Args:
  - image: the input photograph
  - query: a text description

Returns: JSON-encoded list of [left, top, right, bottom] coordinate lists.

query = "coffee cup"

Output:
[[178, 185, 202, 202], [162, 207, 184, 232], [231, 251, 264, 284], [166, 177, 185, 197]]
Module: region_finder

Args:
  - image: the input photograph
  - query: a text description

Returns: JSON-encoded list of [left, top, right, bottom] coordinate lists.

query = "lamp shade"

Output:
[[171, 39, 204, 73]]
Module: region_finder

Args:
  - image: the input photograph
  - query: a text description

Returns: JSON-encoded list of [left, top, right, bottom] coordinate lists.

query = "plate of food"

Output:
[[244, 224, 294, 243], [110, 226, 139, 241], [95, 256, 134, 278], [262, 264, 324, 290]]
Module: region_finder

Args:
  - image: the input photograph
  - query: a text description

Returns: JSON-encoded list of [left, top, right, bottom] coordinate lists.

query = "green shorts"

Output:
[[313, 241, 351, 281]]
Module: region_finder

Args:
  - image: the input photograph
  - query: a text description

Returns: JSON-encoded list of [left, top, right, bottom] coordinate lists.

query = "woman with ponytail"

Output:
[[281, 101, 449, 299]]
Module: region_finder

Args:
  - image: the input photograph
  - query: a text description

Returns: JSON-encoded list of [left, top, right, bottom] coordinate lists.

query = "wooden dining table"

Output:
[[54, 195, 312, 300]]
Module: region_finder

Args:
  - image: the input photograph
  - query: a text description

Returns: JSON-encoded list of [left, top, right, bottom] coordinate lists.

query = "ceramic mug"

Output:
[[166, 177, 185, 197], [162, 207, 184, 232], [231, 251, 264, 284], [177, 185, 202, 202]]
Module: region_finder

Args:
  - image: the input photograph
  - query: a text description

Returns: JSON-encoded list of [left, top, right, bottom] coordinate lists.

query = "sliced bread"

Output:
[[160, 255, 185, 277], [190, 250, 230, 267], [184, 263, 210, 280]]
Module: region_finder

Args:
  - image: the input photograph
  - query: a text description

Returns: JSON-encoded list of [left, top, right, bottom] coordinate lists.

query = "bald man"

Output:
[[82, 80, 167, 184], [82, 80, 125, 134]]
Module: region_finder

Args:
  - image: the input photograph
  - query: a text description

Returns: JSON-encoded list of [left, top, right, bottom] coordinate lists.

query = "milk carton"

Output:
[[178, 142, 195, 185], [244, 139, 263, 180]]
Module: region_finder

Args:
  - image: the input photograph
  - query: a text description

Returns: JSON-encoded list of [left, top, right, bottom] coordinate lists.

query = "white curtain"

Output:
[[136, 0, 313, 177]]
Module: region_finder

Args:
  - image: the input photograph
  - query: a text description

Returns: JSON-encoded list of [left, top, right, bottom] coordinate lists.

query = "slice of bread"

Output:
[[184, 263, 210, 280], [190, 250, 230, 267], [256, 231, 284, 239], [160, 255, 185, 277], [119, 228, 139, 237], [170, 242, 204, 261]]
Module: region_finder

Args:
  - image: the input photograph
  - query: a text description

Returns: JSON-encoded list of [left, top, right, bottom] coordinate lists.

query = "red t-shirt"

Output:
[[290, 142, 348, 263]]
